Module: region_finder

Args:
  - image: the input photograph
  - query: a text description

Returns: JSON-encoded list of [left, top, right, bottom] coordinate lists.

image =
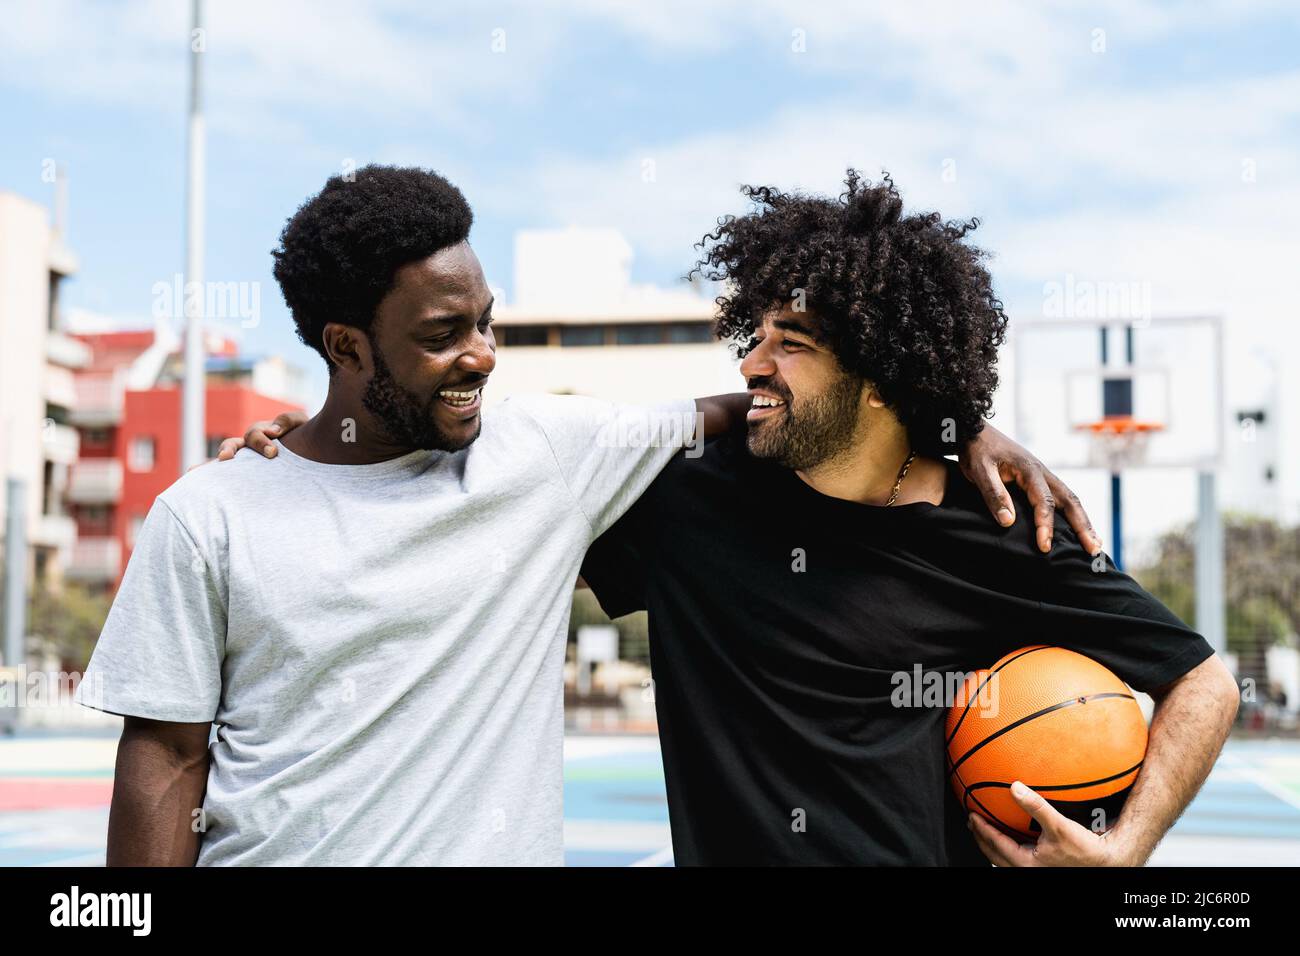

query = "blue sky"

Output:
[[2, 0, 1298, 417]]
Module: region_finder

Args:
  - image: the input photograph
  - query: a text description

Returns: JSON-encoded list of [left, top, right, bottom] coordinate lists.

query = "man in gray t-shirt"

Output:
[[77, 166, 1092, 865], [80, 390, 692, 865]]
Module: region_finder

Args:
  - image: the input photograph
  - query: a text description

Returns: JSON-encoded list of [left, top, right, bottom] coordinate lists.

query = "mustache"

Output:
[[438, 376, 489, 391], [746, 376, 791, 402]]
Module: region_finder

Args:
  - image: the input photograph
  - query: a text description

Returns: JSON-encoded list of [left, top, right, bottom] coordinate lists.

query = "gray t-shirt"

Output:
[[76, 393, 696, 865]]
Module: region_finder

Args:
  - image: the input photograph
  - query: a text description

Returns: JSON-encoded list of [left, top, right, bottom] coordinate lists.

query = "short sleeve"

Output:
[[513, 393, 698, 539], [1029, 520, 1216, 694], [74, 499, 227, 723], [580, 494, 654, 619]]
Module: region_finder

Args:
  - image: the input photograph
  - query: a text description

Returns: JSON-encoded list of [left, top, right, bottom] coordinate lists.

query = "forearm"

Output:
[[1105, 656, 1239, 864], [694, 393, 751, 440], [107, 728, 211, 866]]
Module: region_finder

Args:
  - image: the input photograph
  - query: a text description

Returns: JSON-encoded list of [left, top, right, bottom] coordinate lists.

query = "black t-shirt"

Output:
[[579, 428, 1215, 866]]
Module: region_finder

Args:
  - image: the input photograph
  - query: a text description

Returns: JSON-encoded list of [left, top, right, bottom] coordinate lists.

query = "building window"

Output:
[[81, 505, 110, 532], [128, 436, 156, 472], [499, 325, 550, 347], [615, 324, 666, 346], [43, 461, 55, 515], [48, 272, 61, 331], [560, 325, 606, 347], [668, 322, 715, 344], [83, 427, 111, 447]]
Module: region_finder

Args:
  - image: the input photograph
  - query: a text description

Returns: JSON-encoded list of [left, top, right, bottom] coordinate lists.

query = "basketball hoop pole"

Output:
[[1110, 473, 1124, 569], [1015, 315, 1225, 650]]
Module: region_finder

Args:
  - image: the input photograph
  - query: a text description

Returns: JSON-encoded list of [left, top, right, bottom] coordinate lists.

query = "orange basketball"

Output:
[[946, 645, 1148, 840]]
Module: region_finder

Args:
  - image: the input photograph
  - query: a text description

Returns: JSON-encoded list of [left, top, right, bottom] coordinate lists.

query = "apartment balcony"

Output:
[[41, 422, 80, 465], [46, 332, 91, 370], [65, 536, 120, 583], [34, 514, 77, 552], [69, 370, 125, 427], [49, 236, 80, 277], [67, 459, 123, 505], [44, 364, 78, 413]]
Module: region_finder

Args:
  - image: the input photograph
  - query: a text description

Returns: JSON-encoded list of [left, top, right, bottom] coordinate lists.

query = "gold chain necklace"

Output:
[[884, 450, 917, 507]]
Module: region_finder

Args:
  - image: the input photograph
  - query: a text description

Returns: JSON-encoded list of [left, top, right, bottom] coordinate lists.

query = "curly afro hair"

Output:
[[690, 170, 1008, 456], [272, 165, 473, 373]]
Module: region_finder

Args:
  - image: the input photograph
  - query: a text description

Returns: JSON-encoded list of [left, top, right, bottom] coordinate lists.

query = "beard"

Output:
[[746, 371, 864, 471], [361, 345, 481, 452]]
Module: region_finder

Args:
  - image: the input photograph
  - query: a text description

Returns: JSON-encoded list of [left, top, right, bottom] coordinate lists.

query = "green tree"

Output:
[[1133, 514, 1300, 682], [28, 583, 112, 671]]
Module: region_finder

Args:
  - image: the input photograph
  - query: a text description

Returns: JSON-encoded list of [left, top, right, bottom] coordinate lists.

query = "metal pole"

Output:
[[1195, 470, 1226, 654], [181, 0, 206, 472], [3, 477, 27, 670], [1110, 472, 1123, 570]]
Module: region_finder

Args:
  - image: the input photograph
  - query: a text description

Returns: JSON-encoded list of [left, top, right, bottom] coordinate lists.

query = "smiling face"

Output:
[[359, 241, 496, 452], [738, 304, 869, 470]]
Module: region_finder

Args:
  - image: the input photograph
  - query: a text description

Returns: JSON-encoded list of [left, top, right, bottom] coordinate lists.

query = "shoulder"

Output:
[[486, 393, 605, 442], [653, 424, 750, 492], [933, 458, 1061, 537], [152, 449, 284, 545], [496, 392, 694, 431], [478, 394, 602, 463], [489, 392, 697, 457], [927, 457, 1085, 566]]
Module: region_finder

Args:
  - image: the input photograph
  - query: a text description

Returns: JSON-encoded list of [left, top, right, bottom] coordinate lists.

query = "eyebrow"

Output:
[[771, 318, 816, 339], [413, 297, 495, 333]]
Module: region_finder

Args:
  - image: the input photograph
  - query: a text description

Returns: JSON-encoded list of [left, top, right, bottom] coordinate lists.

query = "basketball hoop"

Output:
[[1074, 417, 1164, 472]]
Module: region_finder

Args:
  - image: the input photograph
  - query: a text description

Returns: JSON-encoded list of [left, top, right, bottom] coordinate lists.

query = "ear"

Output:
[[321, 322, 369, 375], [865, 381, 888, 409]]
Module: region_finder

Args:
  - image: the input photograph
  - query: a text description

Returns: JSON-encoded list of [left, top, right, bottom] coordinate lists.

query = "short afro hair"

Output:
[[272, 164, 473, 372], [690, 170, 1008, 456]]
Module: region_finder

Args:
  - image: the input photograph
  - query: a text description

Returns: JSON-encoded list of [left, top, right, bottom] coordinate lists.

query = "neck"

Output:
[[280, 387, 418, 465], [795, 420, 944, 506]]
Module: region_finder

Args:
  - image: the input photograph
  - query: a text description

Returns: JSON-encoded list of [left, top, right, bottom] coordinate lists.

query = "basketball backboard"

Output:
[[1011, 316, 1223, 471]]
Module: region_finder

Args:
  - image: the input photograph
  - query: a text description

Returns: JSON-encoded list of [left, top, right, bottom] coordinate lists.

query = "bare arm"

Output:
[[1098, 654, 1239, 863], [218, 402, 1100, 553], [969, 654, 1239, 866], [693, 392, 752, 440], [107, 716, 212, 866]]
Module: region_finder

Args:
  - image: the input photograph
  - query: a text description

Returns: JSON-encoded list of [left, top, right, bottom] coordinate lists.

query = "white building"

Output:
[[0, 190, 89, 592], [487, 227, 740, 404]]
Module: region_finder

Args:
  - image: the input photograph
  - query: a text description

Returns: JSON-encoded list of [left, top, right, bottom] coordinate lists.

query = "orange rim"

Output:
[[1073, 416, 1165, 435]]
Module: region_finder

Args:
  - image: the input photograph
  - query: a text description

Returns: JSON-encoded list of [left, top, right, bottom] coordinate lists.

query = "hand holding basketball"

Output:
[[968, 781, 1137, 866]]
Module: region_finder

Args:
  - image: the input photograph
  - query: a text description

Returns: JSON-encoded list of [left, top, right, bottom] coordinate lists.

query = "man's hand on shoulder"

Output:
[[958, 424, 1103, 557], [210, 411, 308, 464]]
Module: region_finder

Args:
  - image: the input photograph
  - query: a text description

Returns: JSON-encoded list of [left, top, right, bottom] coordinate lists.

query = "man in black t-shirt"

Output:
[[580, 173, 1239, 866]]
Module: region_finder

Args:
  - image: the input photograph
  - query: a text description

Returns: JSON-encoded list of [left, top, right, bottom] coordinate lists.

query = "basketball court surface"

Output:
[[1, 731, 1297, 866]]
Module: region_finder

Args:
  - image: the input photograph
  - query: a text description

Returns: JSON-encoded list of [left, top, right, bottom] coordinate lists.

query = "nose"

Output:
[[461, 327, 496, 376], [739, 334, 776, 381]]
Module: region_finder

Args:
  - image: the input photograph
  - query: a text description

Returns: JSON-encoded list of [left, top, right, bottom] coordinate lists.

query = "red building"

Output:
[[65, 326, 306, 592]]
